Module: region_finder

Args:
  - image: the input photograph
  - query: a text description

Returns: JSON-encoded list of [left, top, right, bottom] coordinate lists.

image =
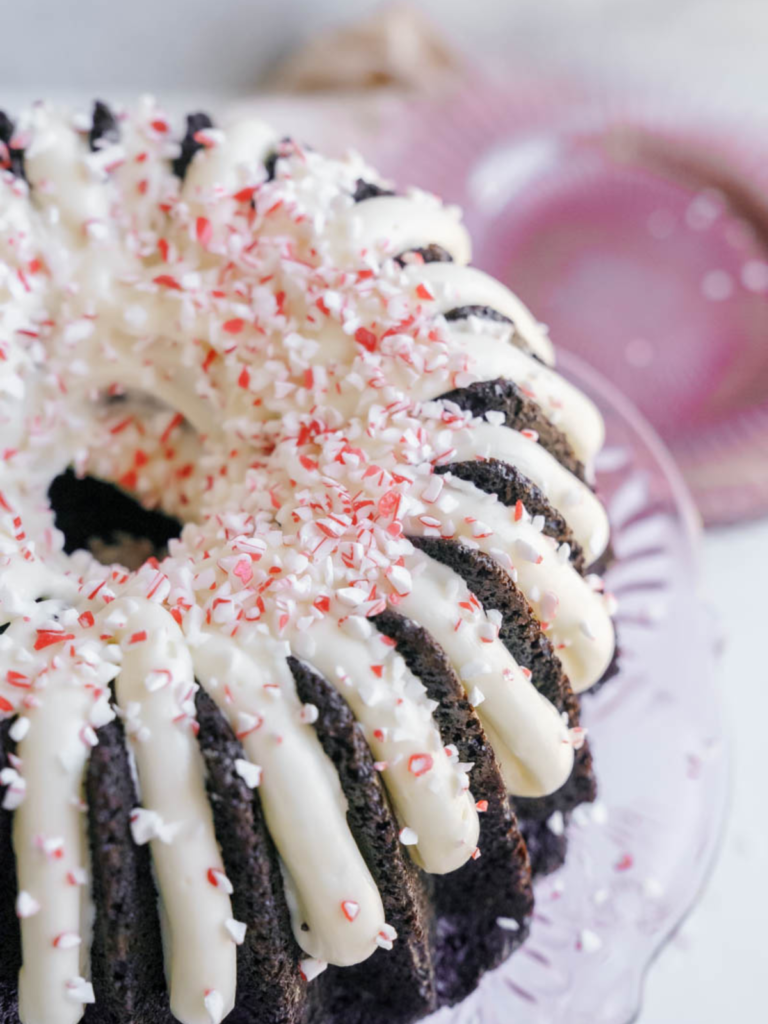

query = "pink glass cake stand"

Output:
[[425, 353, 728, 1024]]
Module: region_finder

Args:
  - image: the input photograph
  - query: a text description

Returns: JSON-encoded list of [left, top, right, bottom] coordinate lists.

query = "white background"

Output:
[[2, 3, 767, 1022], [2, 0, 768, 116]]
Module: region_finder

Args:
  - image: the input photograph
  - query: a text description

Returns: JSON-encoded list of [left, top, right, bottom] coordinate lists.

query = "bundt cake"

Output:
[[0, 99, 617, 1024]]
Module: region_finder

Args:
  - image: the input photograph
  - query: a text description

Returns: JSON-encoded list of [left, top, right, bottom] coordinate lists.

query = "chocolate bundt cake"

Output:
[[0, 100, 617, 1024]]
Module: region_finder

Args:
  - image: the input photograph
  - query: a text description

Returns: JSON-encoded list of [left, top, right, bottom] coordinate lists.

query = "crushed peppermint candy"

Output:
[[496, 916, 520, 932], [15, 891, 41, 918], [299, 958, 329, 982], [341, 899, 360, 922], [65, 977, 95, 1004], [203, 988, 225, 1024], [224, 918, 247, 945], [234, 759, 262, 789], [206, 867, 234, 894], [375, 923, 398, 950], [578, 928, 603, 954], [129, 808, 181, 846]]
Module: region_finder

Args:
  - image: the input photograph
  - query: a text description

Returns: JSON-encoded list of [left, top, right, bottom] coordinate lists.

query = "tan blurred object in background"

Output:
[[269, 4, 465, 92]]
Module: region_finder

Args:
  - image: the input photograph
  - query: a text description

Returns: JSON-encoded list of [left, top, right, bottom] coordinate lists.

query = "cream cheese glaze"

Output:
[[111, 601, 238, 1024], [191, 631, 388, 968], [0, 99, 616, 1024]]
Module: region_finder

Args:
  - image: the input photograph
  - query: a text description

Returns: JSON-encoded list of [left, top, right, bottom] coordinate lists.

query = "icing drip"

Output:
[[396, 558, 574, 798], [111, 601, 237, 1024], [192, 632, 387, 968], [406, 478, 615, 693], [295, 619, 480, 874], [13, 681, 96, 1024], [448, 422, 610, 561]]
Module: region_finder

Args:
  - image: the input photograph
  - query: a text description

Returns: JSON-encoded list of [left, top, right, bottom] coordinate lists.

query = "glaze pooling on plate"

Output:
[[0, 99, 615, 1024]]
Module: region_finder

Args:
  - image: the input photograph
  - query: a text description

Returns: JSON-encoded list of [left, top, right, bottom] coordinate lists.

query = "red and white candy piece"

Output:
[[206, 867, 234, 895], [375, 923, 398, 951], [299, 957, 328, 983], [235, 711, 263, 739], [145, 668, 173, 692], [578, 928, 603, 953], [203, 988, 225, 1024], [407, 753, 434, 777], [1, 767, 26, 810], [569, 726, 587, 750], [341, 900, 360, 923], [299, 703, 319, 725], [385, 564, 412, 597], [514, 539, 543, 565]]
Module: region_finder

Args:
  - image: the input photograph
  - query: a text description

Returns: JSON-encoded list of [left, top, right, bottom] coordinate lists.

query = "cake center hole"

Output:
[[48, 469, 183, 569]]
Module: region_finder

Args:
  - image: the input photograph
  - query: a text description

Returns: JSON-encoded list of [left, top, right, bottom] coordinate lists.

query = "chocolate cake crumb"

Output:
[[89, 101, 120, 152], [172, 112, 214, 179], [352, 179, 396, 202], [48, 469, 182, 559]]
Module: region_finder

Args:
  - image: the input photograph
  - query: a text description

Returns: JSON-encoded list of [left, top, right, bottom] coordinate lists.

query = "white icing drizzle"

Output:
[[448, 421, 610, 561], [0, 545, 117, 1024], [12, 681, 95, 1024], [396, 558, 574, 798], [404, 262, 556, 365], [110, 601, 237, 1024], [295, 618, 480, 874], [191, 631, 387, 967], [405, 478, 615, 693]]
